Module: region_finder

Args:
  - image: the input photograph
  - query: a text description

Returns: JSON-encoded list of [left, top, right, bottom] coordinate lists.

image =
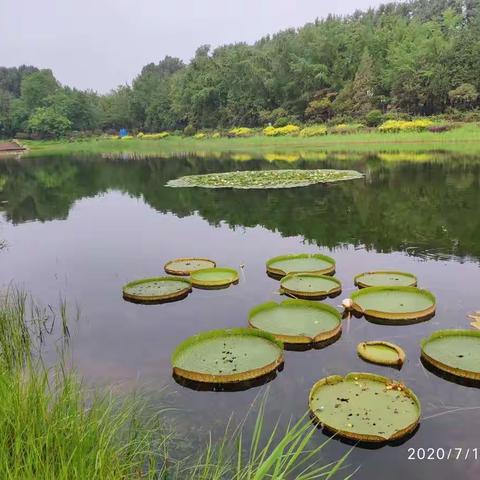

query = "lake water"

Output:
[[0, 151, 479, 479]]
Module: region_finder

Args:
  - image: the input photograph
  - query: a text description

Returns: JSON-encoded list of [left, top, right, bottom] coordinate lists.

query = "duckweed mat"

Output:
[[165, 257, 216, 275], [122, 276, 192, 303], [357, 341, 406, 367], [166, 169, 364, 189], [266, 253, 336, 277], [354, 271, 417, 288], [190, 267, 239, 288], [280, 273, 341, 299], [350, 286, 436, 322], [309, 372, 421, 442], [172, 328, 284, 383], [421, 329, 480, 381], [248, 299, 342, 345]]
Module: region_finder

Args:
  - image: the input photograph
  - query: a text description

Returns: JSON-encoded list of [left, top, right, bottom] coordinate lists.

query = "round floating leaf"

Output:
[[164, 257, 216, 276], [266, 253, 336, 278], [190, 267, 239, 288], [309, 372, 421, 442], [248, 299, 342, 346], [350, 286, 436, 322], [354, 271, 417, 288], [122, 276, 191, 303], [357, 341, 406, 367], [421, 329, 480, 381], [280, 273, 341, 299], [166, 169, 363, 190], [172, 328, 284, 383]]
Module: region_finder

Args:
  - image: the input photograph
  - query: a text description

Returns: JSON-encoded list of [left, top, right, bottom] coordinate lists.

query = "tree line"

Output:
[[1, 0, 480, 138]]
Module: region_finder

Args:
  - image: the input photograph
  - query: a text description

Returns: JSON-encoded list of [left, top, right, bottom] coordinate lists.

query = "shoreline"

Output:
[[12, 123, 480, 157]]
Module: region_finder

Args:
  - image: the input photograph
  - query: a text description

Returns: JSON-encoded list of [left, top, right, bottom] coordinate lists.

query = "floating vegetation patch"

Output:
[[309, 372, 421, 443], [166, 169, 363, 190], [122, 276, 191, 303], [357, 341, 406, 368], [349, 286, 436, 323], [280, 273, 341, 299], [172, 328, 284, 383], [248, 299, 341, 346], [190, 267, 239, 289], [421, 330, 480, 381], [354, 271, 417, 288], [266, 253, 336, 278], [164, 257, 216, 276]]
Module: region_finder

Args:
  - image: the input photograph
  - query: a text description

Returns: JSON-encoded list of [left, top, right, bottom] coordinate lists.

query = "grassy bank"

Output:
[[20, 124, 480, 158], [0, 290, 352, 479]]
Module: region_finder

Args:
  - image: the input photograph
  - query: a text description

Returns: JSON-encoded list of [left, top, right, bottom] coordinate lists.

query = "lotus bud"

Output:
[[342, 298, 353, 310]]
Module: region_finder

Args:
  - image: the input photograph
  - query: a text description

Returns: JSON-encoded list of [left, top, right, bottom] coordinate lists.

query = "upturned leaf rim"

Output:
[[122, 276, 192, 302], [266, 253, 336, 278], [350, 286, 436, 321], [280, 273, 342, 298], [248, 299, 342, 345], [171, 328, 284, 383], [354, 270, 418, 289], [357, 341, 406, 367], [189, 267, 239, 287], [309, 372, 421, 443], [164, 257, 217, 276], [421, 329, 480, 380]]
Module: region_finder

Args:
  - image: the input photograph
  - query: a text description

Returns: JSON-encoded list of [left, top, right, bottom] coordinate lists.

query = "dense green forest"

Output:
[[1, 0, 480, 138]]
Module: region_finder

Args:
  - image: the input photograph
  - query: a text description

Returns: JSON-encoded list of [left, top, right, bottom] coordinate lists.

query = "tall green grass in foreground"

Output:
[[0, 290, 353, 479]]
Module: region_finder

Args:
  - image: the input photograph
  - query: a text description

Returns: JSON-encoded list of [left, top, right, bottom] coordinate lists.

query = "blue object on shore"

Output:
[[119, 128, 128, 137]]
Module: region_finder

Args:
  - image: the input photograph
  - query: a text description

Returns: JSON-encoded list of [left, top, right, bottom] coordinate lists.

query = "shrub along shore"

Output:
[[19, 122, 480, 157]]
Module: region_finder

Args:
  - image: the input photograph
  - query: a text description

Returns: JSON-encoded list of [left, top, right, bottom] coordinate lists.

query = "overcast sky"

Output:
[[1, 0, 389, 93]]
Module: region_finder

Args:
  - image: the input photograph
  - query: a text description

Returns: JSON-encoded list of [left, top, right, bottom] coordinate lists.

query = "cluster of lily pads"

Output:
[[122, 258, 239, 304], [123, 252, 480, 444], [166, 169, 364, 190]]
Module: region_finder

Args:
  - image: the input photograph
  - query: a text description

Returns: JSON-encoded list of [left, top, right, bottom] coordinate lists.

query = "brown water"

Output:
[[0, 152, 479, 478]]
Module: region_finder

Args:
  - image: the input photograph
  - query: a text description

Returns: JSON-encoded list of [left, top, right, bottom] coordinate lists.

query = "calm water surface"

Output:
[[0, 152, 479, 479]]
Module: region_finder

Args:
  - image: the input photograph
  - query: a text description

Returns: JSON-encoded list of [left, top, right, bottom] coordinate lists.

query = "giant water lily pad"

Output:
[[309, 372, 421, 442], [248, 299, 341, 346], [122, 276, 191, 303], [354, 271, 417, 288], [172, 328, 284, 383], [357, 341, 406, 367], [421, 330, 480, 381], [166, 169, 363, 189], [164, 257, 216, 275], [190, 267, 239, 288], [266, 253, 336, 278], [280, 273, 341, 299], [350, 286, 436, 322]]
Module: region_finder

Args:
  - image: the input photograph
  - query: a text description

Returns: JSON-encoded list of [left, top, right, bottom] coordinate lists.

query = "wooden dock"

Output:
[[0, 141, 26, 154]]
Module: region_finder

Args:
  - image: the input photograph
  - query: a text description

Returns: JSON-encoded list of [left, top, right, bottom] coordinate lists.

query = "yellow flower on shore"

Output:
[[263, 125, 300, 136]]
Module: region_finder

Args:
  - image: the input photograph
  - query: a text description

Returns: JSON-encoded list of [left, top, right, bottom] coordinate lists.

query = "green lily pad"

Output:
[[421, 329, 480, 381], [357, 341, 406, 367], [354, 271, 417, 288], [166, 169, 363, 189], [280, 273, 341, 299], [350, 286, 436, 322], [190, 267, 239, 288], [122, 276, 191, 303], [248, 299, 342, 346], [309, 372, 421, 442], [172, 328, 284, 383], [266, 253, 336, 278], [164, 257, 216, 275]]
